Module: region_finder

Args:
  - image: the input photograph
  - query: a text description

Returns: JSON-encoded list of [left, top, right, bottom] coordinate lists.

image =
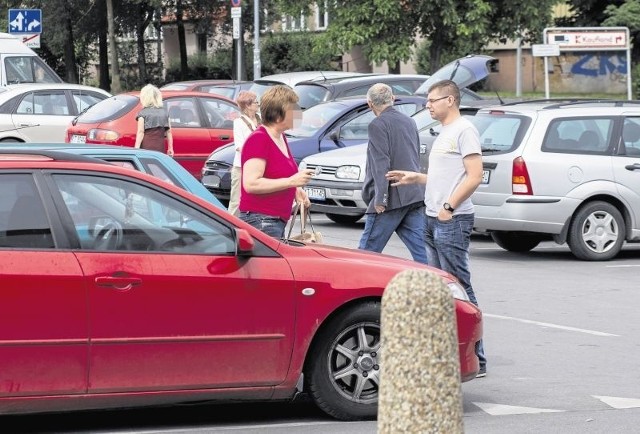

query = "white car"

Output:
[[0, 83, 111, 143]]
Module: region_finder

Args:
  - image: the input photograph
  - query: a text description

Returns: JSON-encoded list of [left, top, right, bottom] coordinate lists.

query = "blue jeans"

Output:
[[359, 203, 427, 264], [424, 213, 486, 368], [239, 212, 286, 239]]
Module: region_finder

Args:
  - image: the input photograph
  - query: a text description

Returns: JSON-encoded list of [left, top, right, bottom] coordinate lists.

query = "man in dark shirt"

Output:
[[358, 83, 427, 263]]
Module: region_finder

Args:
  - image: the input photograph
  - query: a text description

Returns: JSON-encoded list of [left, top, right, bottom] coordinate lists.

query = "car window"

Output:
[[165, 98, 201, 128], [0, 174, 54, 249], [295, 84, 330, 109], [286, 103, 347, 138], [412, 108, 435, 131], [139, 158, 181, 186], [199, 97, 240, 129], [72, 91, 107, 113], [53, 174, 236, 254], [5, 56, 60, 84], [622, 118, 640, 157], [542, 118, 613, 154], [340, 110, 374, 140], [470, 113, 531, 154], [339, 85, 371, 98], [200, 86, 234, 99], [77, 94, 139, 123], [394, 103, 421, 117], [16, 91, 69, 115]]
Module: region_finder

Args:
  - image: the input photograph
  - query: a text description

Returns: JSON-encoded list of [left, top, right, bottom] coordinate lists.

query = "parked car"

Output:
[[0, 83, 110, 142], [298, 106, 481, 224], [0, 149, 482, 419], [296, 73, 485, 111], [470, 99, 640, 260], [249, 71, 365, 98], [0, 143, 225, 210], [65, 90, 241, 180], [0, 32, 63, 86], [201, 95, 427, 204], [160, 80, 252, 100], [413, 54, 498, 97]]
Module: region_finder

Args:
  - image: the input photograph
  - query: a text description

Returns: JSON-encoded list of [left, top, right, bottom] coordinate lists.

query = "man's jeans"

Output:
[[239, 211, 286, 239], [359, 203, 427, 264], [424, 213, 486, 368]]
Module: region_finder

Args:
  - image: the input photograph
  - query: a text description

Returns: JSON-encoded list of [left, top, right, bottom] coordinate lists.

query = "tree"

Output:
[[106, 0, 122, 93], [275, 0, 556, 73]]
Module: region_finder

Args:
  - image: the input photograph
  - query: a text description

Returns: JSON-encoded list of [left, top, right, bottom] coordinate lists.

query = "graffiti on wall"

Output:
[[544, 53, 628, 93], [566, 54, 627, 83]]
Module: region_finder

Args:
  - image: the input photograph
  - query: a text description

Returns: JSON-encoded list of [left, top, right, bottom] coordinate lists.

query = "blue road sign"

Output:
[[8, 9, 42, 34]]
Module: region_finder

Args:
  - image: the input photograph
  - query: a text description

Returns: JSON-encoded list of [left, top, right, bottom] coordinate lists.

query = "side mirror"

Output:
[[235, 228, 255, 255], [329, 130, 339, 143]]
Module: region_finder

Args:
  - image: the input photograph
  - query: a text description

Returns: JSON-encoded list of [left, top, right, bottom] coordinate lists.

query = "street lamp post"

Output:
[[253, 0, 261, 79]]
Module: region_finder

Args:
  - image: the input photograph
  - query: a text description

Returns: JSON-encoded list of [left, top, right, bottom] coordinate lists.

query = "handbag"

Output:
[[286, 203, 323, 244]]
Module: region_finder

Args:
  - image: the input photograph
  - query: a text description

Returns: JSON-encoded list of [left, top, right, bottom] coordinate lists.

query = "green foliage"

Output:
[[260, 32, 340, 75]]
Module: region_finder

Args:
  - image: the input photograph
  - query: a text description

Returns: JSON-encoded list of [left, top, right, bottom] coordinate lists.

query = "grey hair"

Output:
[[367, 83, 394, 108]]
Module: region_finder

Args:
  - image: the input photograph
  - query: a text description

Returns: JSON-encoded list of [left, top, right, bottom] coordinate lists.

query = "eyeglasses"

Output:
[[426, 95, 452, 104]]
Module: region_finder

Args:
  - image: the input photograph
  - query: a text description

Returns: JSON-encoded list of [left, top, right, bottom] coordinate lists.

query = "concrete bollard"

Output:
[[378, 269, 463, 434]]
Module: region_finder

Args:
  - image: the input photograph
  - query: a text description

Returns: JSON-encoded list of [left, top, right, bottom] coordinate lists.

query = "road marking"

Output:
[[114, 421, 343, 433], [473, 402, 564, 416], [484, 313, 619, 337], [593, 395, 640, 409]]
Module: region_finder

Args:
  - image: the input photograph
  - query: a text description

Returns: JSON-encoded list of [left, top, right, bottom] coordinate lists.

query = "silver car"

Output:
[[471, 100, 640, 261], [0, 83, 111, 143]]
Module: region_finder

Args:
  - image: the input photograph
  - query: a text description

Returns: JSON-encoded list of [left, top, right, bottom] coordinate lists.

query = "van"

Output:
[[0, 32, 62, 85]]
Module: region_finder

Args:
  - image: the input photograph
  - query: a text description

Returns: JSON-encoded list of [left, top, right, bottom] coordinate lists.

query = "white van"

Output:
[[0, 32, 62, 85]]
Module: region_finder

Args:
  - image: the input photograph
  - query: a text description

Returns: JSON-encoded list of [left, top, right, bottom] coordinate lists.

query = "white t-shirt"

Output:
[[232, 115, 258, 168], [425, 116, 481, 217]]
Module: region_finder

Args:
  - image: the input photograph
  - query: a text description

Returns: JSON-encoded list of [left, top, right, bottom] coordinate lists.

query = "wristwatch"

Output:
[[443, 202, 455, 212]]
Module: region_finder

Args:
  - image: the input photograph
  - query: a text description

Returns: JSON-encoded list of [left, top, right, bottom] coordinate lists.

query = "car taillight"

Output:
[[87, 128, 120, 142], [512, 157, 533, 195]]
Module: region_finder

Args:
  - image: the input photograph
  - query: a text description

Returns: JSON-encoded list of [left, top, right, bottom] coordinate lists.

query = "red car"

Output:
[[65, 90, 240, 179], [0, 150, 482, 420]]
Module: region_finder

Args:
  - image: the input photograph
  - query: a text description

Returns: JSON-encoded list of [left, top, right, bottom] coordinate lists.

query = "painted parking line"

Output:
[[473, 402, 564, 416], [484, 313, 619, 337], [605, 264, 640, 268]]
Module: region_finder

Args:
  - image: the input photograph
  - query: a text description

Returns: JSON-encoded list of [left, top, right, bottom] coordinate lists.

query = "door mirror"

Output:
[[235, 228, 254, 255]]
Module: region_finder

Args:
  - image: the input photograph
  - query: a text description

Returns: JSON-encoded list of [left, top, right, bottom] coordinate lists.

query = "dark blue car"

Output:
[[201, 95, 427, 204]]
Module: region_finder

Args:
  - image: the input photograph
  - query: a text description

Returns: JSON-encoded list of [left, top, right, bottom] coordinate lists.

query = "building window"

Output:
[[315, 1, 329, 30], [282, 12, 305, 32]]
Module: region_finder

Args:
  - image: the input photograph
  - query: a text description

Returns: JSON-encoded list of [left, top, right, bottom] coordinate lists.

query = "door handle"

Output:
[[219, 135, 230, 140], [625, 163, 640, 171], [95, 276, 142, 291]]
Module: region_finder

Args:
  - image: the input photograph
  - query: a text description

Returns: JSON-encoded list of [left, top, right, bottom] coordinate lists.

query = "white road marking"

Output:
[[484, 313, 619, 337], [112, 421, 341, 433], [473, 402, 564, 416], [593, 395, 640, 409]]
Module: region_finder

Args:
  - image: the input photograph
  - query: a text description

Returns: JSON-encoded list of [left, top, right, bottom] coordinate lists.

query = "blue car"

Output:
[[201, 95, 427, 204], [0, 143, 226, 210]]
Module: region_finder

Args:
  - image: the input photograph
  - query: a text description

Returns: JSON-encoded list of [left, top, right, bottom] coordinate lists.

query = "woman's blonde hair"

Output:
[[260, 85, 299, 126], [140, 83, 163, 108]]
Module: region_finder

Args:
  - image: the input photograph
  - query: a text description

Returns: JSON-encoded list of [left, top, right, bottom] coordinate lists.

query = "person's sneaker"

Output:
[[476, 366, 487, 378]]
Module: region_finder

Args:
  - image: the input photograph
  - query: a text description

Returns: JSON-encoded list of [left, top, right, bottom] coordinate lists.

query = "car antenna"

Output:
[[319, 71, 327, 81], [494, 91, 504, 104]]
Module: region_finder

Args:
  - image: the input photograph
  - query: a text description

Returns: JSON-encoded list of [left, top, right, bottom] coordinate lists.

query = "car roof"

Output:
[[254, 71, 365, 87], [296, 74, 429, 88], [475, 99, 640, 115], [120, 89, 237, 105], [0, 83, 112, 97]]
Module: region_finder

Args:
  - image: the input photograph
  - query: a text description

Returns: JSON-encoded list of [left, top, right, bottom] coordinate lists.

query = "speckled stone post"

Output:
[[378, 269, 463, 434]]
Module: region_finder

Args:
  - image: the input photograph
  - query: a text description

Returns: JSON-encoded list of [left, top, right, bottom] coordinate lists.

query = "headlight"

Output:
[[447, 281, 470, 302], [299, 161, 307, 170], [335, 165, 360, 180]]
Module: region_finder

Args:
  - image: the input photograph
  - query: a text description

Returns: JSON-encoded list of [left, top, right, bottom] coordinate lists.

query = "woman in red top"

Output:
[[239, 85, 314, 238]]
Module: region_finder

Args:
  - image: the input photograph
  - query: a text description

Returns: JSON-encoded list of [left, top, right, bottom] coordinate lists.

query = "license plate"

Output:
[[305, 187, 325, 201], [202, 175, 221, 188], [70, 134, 86, 143], [482, 170, 490, 184]]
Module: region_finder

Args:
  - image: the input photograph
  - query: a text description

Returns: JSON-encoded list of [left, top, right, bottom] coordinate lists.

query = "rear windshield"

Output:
[[469, 113, 531, 154], [76, 94, 139, 123], [249, 81, 285, 98], [295, 84, 330, 110]]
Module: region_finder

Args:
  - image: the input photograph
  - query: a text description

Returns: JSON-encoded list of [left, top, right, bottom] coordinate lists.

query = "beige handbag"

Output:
[[287, 203, 323, 244]]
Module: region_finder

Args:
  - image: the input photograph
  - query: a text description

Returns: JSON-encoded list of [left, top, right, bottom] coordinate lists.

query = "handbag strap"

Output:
[[287, 203, 302, 240], [240, 115, 256, 131], [286, 203, 315, 240]]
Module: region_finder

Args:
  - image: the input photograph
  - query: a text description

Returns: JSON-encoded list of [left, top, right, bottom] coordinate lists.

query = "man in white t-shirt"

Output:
[[386, 79, 486, 377]]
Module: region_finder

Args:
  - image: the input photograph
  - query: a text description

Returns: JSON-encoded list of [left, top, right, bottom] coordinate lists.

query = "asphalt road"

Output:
[[8, 214, 640, 433]]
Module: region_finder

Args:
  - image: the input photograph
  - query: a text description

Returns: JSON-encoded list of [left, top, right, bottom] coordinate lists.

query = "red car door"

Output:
[[0, 174, 87, 397], [52, 173, 296, 393], [165, 97, 215, 179]]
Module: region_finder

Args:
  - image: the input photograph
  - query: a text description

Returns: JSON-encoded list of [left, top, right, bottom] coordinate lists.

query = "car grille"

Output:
[[305, 164, 338, 176]]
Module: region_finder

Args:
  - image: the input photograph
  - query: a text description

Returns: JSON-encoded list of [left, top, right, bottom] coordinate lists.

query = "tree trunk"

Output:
[[389, 61, 400, 74], [176, 0, 188, 79], [154, 8, 163, 76], [98, 25, 110, 91], [106, 0, 122, 93], [63, 2, 78, 83]]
